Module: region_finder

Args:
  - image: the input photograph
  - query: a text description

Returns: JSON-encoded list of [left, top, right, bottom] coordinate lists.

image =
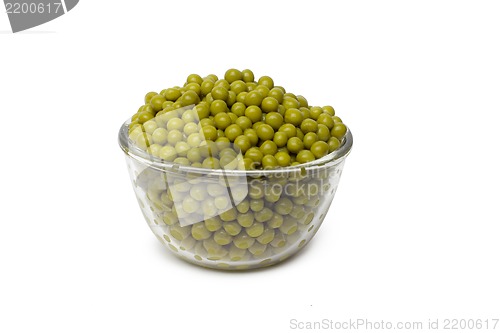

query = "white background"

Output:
[[1, 1, 499, 332]]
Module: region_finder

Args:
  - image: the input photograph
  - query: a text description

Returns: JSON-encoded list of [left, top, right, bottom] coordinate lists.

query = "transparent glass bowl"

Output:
[[118, 119, 352, 270]]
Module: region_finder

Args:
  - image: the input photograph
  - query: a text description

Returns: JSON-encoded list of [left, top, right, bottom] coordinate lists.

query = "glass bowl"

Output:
[[118, 113, 352, 270]]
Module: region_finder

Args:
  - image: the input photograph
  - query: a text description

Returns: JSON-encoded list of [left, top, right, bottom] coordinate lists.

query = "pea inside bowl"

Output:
[[118, 69, 353, 270]]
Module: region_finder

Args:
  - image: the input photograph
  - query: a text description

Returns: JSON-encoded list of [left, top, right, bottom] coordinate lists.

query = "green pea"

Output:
[[228, 244, 247, 261], [300, 107, 310, 119], [237, 211, 254, 227], [244, 90, 264, 107], [191, 222, 212, 240], [287, 137, 304, 154], [233, 234, 255, 249], [279, 123, 297, 138], [235, 116, 252, 131], [149, 94, 166, 112], [226, 111, 236, 124], [328, 136, 341, 152], [223, 221, 242, 236], [214, 196, 230, 211], [262, 155, 278, 169], [137, 111, 154, 124], [224, 124, 243, 141], [234, 135, 252, 154], [282, 97, 300, 110], [180, 90, 200, 106], [202, 200, 218, 217], [163, 88, 182, 101], [275, 151, 291, 167], [145, 91, 157, 104], [260, 140, 278, 156], [265, 112, 284, 131], [268, 87, 284, 104], [248, 242, 267, 256], [255, 85, 270, 98], [317, 124, 331, 142], [167, 130, 182, 145], [152, 127, 169, 145], [211, 86, 229, 101], [186, 147, 202, 163], [159, 146, 177, 161], [214, 229, 232, 246], [256, 124, 275, 141], [231, 102, 246, 117], [182, 118, 198, 133], [229, 80, 247, 95], [289, 206, 306, 219], [269, 232, 286, 248], [205, 92, 214, 104], [203, 238, 228, 260], [265, 190, 281, 204], [210, 99, 228, 115], [214, 79, 230, 90], [236, 199, 250, 214], [284, 108, 303, 126], [296, 128, 304, 140], [311, 141, 330, 159], [170, 225, 191, 241], [261, 96, 279, 113], [257, 75, 274, 89], [180, 236, 196, 251], [201, 79, 215, 96], [317, 113, 334, 130], [241, 69, 255, 83], [236, 91, 248, 104], [173, 157, 190, 165], [224, 68, 243, 83], [301, 118, 318, 133], [213, 112, 232, 130], [296, 150, 315, 163], [308, 106, 322, 120], [175, 142, 190, 157], [245, 147, 264, 164], [323, 105, 335, 116], [267, 213, 284, 228], [187, 133, 203, 147], [250, 198, 264, 212], [280, 218, 298, 235], [194, 102, 210, 119], [202, 157, 220, 169], [244, 105, 263, 123], [256, 228, 275, 245], [254, 207, 274, 222], [246, 222, 264, 238], [204, 216, 222, 232], [201, 125, 218, 141], [244, 128, 259, 146], [275, 198, 293, 215], [297, 95, 308, 108], [185, 82, 201, 96], [147, 143, 162, 157], [187, 73, 203, 85], [303, 132, 318, 150], [166, 117, 185, 131], [182, 197, 200, 214], [273, 131, 288, 148], [331, 123, 347, 139]]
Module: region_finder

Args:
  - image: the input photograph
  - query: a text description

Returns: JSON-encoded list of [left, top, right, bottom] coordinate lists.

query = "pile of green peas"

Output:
[[128, 69, 347, 169], [126, 69, 347, 269]]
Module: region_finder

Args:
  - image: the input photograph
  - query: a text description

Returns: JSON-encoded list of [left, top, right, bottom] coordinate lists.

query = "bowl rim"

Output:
[[118, 118, 353, 176]]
